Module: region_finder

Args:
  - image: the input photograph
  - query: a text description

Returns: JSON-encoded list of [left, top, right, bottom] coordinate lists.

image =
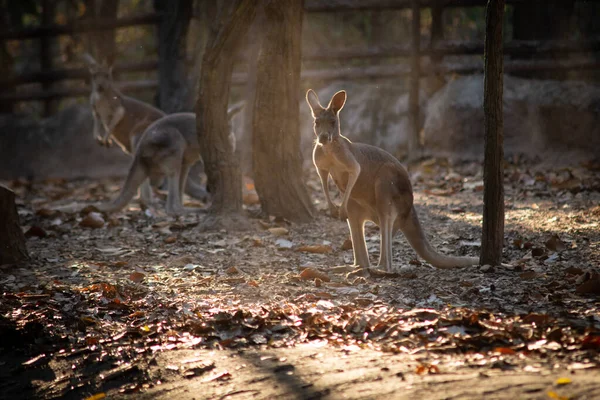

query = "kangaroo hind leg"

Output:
[[347, 199, 370, 268]]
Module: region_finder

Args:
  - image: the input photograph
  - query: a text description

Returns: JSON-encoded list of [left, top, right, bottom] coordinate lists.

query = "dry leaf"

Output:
[[226, 266, 240, 275], [112, 261, 128, 268], [555, 377, 572, 385], [171, 255, 194, 267], [84, 393, 106, 400], [340, 238, 353, 251], [575, 273, 600, 294], [545, 234, 566, 252], [80, 212, 105, 229], [25, 225, 47, 238], [547, 391, 569, 400], [493, 347, 516, 355], [295, 244, 333, 254], [35, 208, 58, 218], [164, 236, 177, 244], [519, 271, 537, 280], [268, 227, 289, 236], [299, 267, 331, 282], [424, 187, 459, 196], [129, 272, 145, 283]]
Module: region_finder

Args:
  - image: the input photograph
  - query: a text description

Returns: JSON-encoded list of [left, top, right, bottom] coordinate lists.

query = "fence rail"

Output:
[[1, 1, 599, 114], [0, 13, 161, 41]]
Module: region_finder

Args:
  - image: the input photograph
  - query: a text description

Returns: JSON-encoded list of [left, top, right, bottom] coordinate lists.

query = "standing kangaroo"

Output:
[[83, 53, 209, 202], [96, 106, 241, 215], [306, 89, 479, 271]]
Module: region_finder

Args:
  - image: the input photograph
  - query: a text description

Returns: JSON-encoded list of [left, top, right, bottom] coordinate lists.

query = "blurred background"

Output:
[[1, 0, 599, 180]]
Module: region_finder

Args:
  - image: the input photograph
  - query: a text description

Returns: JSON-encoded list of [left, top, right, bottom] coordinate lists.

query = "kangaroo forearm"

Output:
[[106, 106, 125, 136]]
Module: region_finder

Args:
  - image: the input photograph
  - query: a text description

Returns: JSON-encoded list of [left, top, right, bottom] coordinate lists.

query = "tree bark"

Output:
[[41, 0, 58, 116], [196, 0, 257, 214], [481, 0, 504, 266], [0, 185, 28, 265], [239, 16, 263, 177], [90, 0, 119, 66], [252, 0, 314, 223], [407, 0, 421, 156], [154, 0, 194, 113]]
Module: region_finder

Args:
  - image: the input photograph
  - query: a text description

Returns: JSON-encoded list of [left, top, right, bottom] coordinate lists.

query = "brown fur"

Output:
[[307, 89, 479, 271], [83, 53, 208, 203]]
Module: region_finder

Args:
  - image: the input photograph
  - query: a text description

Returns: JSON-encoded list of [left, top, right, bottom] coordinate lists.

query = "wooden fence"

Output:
[[1, 0, 599, 122]]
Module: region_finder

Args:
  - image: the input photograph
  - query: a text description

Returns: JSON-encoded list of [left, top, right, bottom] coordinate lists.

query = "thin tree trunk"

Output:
[[252, 0, 314, 223], [0, 185, 28, 265], [90, 0, 119, 66], [408, 0, 421, 156], [196, 0, 257, 214], [0, 41, 14, 114], [240, 16, 263, 177], [481, 0, 504, 266], [41, 0, 58, 116], [154, 0, 194, 113], [429, 5, 443, 65]]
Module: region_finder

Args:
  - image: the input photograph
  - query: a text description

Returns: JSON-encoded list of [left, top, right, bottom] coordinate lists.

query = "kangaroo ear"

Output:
[[328, 90, 346, 114], [82, 53, 98, 72], [305, 89, 323, 117]]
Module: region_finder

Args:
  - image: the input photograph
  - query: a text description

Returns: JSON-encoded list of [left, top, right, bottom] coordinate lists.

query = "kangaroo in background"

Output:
[[82, 53, 209, 202], [306, 89, 479, 271], [96, 105, 241, 215]]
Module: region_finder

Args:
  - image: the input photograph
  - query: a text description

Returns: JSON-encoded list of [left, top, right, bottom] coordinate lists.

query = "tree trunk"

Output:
[[481, 0, 505, 266], [41, 0, 58, 116], [154, 0, 194, 113], [251, 0, 314, 223], [0, 185, 28, 265], [196, 0, 257, 214], [239, 16, 263, 177], [90, 0, 119, 66], [0, 41, 14, 114], [407, 0, 421, 156], [429, 5, 443, 65]]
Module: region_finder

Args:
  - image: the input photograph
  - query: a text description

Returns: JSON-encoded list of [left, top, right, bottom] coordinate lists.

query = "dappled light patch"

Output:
[[1, 157, 599, 398]]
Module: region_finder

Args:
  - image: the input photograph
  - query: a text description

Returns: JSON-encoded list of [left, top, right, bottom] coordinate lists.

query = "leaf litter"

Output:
[[1, 157, 599, 399]]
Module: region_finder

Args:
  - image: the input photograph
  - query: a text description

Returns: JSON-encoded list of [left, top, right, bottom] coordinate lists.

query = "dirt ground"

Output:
[[1, 155, 599, 400]]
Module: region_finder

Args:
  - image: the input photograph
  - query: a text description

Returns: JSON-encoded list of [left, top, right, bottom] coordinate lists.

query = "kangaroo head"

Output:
[[83, 53, 114, 94], [306, 89, 346, 145]]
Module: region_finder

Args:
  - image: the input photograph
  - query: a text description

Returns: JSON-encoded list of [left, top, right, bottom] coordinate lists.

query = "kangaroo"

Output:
[[96, 105, 241, 215], [82, 53, 209, 202], [306, 89, 479, 271]]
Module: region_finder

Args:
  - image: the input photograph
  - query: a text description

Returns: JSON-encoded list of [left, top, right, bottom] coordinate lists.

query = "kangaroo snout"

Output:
[[318, 133, 332, 144]]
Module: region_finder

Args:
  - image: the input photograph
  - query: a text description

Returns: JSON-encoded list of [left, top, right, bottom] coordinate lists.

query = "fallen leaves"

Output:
[[575, 271, 600, 294], [295, 244, 333, 254], [299, 267, 331, 282], [80, 212, 105, 229], [268, 227, 289, 236], [129, 271, 145, 283]]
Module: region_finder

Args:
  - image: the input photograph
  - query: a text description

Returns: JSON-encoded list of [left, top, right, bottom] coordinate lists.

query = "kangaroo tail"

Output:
[[101, 156, 147, 213], [399, 206, 479, 269]]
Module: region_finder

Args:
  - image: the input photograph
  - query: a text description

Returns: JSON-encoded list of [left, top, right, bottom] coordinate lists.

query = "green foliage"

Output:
[[1, 0, 39, 28]]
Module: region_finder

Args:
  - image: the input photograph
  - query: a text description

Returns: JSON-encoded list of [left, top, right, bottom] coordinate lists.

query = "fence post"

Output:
[[41, 0, 58, 116], [408, 0, 421, 156], [430, 4, 443, 65]]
